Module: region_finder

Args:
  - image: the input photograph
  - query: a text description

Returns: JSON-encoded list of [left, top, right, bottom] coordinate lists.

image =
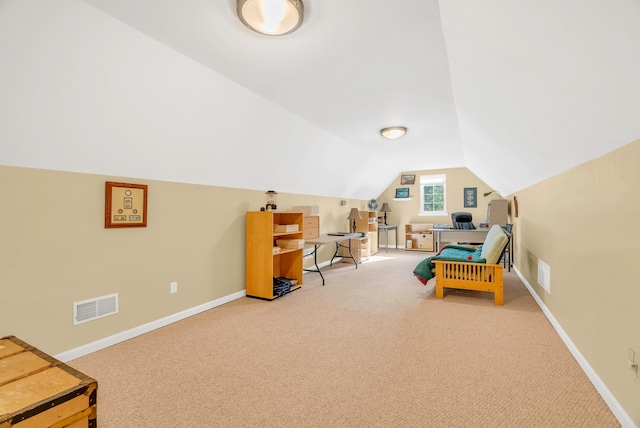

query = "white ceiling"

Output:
[[2, 0, 640, 199]]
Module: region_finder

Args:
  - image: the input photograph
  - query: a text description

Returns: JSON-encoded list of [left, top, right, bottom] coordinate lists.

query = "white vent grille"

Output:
[[74, 293, 118, 325], [537, 260, 551, 293]]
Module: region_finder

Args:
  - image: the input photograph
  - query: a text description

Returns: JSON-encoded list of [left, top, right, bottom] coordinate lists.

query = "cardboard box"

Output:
[[274, 224, 299, 233], [276, 239, 305, 249], [0, 336, 97, 427], [289, 205, 319, 216]]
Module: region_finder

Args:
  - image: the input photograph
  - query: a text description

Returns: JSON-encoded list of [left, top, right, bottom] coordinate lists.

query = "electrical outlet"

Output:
[[170, 282, 178, 294]]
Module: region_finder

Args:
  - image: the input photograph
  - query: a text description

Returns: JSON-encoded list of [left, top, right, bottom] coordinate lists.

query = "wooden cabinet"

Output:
[[303, 216, 319, 239], [340, 210, 377, 262], [246, 211, 303, 300], [357, 211, 378, 254], [487, 199, 508, 227], [340, 236, 370, 264], [405, 224, 434, 251]]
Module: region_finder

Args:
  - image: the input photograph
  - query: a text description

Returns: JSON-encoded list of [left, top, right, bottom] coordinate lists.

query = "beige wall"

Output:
[[0, 165, 361, 355], [377, 167, 495, 239], [512, 139, 640, 424]]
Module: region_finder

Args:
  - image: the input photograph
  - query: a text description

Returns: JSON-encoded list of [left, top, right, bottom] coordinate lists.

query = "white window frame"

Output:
[[419, 174, 447, 216]]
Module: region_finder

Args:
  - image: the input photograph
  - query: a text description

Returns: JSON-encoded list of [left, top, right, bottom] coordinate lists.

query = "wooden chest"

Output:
[[0, 336, 97, 427]]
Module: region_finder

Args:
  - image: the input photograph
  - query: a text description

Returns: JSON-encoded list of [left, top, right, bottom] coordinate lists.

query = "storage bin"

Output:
[[0, 336, 97, 428], [276, 239, 305, 249], [274, 224, 299, 233]]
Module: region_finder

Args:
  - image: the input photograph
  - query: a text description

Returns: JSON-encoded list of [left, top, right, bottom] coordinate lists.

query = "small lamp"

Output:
[[380, 203, 391, 225], [265, 190, 278, 210], [483, 190, 502, 198], [347, 208, 362, 234]]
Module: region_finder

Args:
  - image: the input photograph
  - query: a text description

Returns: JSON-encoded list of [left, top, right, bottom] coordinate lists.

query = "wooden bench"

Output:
[[433, 260, 504, 305]]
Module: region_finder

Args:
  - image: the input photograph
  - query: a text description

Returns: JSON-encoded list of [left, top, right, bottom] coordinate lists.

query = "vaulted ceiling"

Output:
[[2, 0, 639, 199]]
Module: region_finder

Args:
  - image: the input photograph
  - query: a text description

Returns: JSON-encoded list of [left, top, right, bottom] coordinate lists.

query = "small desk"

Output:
[[430, 228, 489, 252], [304, 233, 364, 285], [377, 224, 398, 253]]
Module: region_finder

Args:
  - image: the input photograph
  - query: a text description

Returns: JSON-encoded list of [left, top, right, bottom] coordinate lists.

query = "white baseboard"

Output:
[[55, 290, 246, 363], [514, 267, 636, 428]]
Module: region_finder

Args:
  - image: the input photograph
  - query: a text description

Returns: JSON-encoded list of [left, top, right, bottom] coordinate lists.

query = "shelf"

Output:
[[405, 223, 434, 251], [274, 248, 300, 256], [246, 211, 304, 300], [346, 210, 378, 259], [273, 231, 301, 237], [393, 198, 413, 201]]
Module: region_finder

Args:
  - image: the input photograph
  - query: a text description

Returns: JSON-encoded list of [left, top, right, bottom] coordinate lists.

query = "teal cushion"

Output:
[[468, 247, 486, 262], [413, 245, 486, 284]]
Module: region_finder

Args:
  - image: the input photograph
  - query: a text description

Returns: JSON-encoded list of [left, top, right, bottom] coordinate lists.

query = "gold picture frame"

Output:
[[400, 174, 415, 185], [105, 182, 148, 228]]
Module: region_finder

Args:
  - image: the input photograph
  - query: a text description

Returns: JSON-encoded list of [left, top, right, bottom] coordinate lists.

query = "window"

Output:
[[419, 174, 446, 216]]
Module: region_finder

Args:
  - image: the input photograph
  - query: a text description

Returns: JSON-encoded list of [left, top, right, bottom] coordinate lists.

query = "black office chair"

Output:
[[451, 212, 476, 230], [451, 212, 482, 245]]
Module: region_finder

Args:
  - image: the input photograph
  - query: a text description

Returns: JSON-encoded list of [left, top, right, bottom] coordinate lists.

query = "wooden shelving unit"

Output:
[[246, 211, 304, 300], [340, 210, 378, 262], [362, 211, 378, 254], [339, 236, 370, 264], [405, 224, 434, 251]]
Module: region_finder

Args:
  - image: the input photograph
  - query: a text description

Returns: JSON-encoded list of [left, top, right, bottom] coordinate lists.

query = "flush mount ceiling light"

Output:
[[237, 0, 304, 36], [380, 127, 407, 140]]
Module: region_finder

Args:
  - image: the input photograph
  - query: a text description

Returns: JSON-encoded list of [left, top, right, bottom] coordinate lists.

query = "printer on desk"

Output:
[[433, 224, 452, 229]]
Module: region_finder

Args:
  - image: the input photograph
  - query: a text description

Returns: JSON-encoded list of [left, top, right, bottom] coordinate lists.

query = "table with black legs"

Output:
[[304, 233, 365, 285]]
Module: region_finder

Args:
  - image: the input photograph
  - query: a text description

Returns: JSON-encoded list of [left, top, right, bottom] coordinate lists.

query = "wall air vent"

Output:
[[537, 260, 551, 293], [73, 293, 118, 325]]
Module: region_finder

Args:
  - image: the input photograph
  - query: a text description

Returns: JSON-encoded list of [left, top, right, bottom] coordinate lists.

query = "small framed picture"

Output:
[[400, 174, 415, 185], [463, 187, 477, 208], [105, 182, 148, 228], [395, 188, 410, 198]]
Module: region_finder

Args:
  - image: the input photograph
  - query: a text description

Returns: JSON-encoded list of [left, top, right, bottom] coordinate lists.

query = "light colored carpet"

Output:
[[71, 250, 619, 427]]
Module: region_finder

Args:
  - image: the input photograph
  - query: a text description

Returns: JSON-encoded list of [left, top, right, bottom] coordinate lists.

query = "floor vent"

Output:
[[74, 293, 118, 325], [537, 260, 551, 293]]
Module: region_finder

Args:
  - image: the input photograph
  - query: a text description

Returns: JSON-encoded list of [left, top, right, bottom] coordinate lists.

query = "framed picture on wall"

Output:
[[105, 182, 148, 228], [464, 187, 477, 208], [400, 174, 415, 185], [395, 188, 410, 198]]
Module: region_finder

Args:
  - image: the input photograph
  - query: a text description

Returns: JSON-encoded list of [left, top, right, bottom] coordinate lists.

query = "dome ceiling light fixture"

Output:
[[380, 126, 407, 140], [237, 0, 304, 36]]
